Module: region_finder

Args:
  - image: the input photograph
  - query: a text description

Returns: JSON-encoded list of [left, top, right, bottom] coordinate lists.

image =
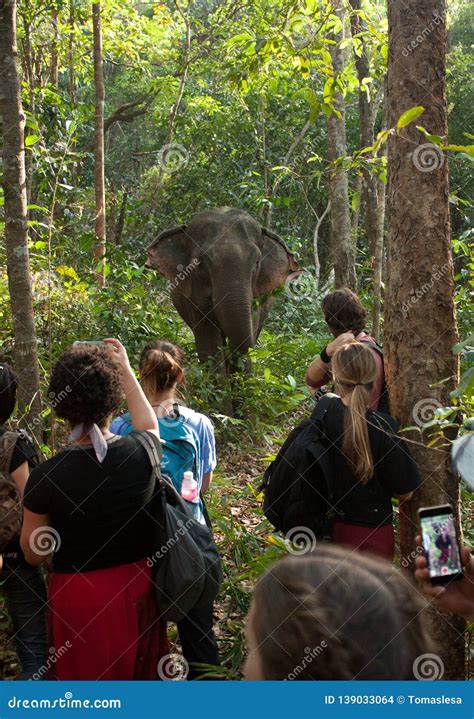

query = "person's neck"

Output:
[[73, 426, 112, 445], [150, 390, 178, 416]]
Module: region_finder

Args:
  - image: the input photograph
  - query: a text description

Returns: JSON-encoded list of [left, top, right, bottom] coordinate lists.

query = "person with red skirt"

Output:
[[20, 339, 169, 680], [318, 342, 420, 562]]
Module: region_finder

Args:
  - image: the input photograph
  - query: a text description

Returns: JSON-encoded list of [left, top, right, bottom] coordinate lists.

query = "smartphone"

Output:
[[418, 504, 463, 585], [72, 341, 105, 348]]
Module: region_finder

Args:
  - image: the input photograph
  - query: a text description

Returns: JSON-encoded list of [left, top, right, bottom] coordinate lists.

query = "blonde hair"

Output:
[[139, 340, 184, 399], [331, 342, 376, 483]]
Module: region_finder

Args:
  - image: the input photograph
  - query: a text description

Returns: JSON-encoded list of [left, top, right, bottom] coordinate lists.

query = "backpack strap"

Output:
[[132, 430, 182, 501], [0, 430, 19, 474], [310, 392, 338, 427]]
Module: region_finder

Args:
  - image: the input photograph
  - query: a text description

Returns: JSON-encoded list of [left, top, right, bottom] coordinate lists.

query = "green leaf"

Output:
[[25, 134, 40, 147], [396, 106, 425, 130]]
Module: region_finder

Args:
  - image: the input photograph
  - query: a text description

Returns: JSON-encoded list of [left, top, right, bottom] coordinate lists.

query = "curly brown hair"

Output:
[[321, 288, 367, 334], [250, 545, 433, 680], [48, 345, 123, 427]]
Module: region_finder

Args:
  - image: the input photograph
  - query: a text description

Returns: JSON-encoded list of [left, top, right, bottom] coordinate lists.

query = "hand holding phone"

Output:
[[417, 504, 463, 586], [414, 534, 474, 621]]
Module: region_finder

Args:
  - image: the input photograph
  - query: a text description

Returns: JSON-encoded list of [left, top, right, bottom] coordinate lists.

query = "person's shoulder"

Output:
[[368, 409, 399, 433], [179, 405, 214, 431]]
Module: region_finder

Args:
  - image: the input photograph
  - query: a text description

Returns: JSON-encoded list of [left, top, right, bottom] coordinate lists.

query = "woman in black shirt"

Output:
[[20, 340, 169, 680], [322, 342, 420, 560], [0, 363, 47, 679]]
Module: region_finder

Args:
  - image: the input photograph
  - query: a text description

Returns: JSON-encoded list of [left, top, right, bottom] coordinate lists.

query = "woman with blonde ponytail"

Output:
[[321, 342, 420, 561]]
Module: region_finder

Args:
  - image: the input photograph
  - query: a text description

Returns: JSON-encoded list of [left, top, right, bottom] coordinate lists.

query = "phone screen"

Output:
[[420, 511, 462, 580]]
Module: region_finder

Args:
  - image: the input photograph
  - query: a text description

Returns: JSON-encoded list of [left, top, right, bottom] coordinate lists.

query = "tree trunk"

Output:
[[115, 188, 129, 245], [0, 0, 42, 442], [50, 8, 59, 87], [68, 0, 76, 107], [92, 2, 106, 285], [349, 0, 386, 337], [327, 0, 356, 290], [371, 176, 385, 341], [385, 0, 463, 678]]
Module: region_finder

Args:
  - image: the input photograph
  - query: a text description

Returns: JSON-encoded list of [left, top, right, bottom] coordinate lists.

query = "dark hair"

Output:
[[0, 363, 17, 424], [139, 340, 184, 398], [332, 343, 376, 483], [49, 345, 123, 427], [250, 545, 432, 680], [321, 288, 367, 334]]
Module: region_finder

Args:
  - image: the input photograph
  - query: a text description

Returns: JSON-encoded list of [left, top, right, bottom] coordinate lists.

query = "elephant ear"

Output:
[[255, 227, 302, 297], [147, 225, 195, 298]]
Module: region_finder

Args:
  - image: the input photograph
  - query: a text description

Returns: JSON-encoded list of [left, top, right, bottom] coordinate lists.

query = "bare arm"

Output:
[[104, 338, 159, 436], [20, 509, 53, 566], [305, 332, 356, 391], [202, 471, 213, 492], [11, 461, 29, 498]]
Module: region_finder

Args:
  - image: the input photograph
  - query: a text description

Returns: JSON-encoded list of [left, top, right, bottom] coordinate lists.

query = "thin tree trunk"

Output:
[[50, 8, 59, 87], [349, 0, 386, 334], [20, 17, 35, 204], [327, 0, 356, 290], [92, 2, 106, 285], [313, 201, 331, 289], [371, 176, 385, 341], [350, 174, 363, 238], [115, 188, 129, 245], [386, 0, 463, 678], [0, 0, 42, 442], [68, 0, 76, 107]]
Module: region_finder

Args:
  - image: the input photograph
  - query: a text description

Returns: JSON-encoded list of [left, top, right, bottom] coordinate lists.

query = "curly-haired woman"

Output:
[[20, 339, 169, 680]]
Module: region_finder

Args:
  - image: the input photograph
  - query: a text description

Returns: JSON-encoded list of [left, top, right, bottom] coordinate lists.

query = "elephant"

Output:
[[145, 208, 301, 373]]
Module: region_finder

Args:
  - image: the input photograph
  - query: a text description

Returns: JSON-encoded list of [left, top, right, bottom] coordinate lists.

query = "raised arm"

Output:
[[103, 339, 159, 435]]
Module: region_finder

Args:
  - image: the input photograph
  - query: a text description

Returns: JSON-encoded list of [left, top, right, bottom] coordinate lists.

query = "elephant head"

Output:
[[146, 208, 301, 356]]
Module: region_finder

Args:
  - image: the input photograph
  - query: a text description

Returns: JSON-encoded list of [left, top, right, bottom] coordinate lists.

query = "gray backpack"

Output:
[[0, 431, 22, 551], [133, 431, 222, 622]]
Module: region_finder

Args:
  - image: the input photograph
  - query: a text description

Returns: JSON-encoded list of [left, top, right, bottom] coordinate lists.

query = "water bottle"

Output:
[[181, 471, 199, 503]]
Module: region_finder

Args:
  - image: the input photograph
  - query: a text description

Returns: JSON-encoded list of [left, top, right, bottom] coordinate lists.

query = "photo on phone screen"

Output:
[[419, 507, 462, 582]]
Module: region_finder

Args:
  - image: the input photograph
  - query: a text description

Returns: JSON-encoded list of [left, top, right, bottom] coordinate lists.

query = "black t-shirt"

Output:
[[23, 433, 159, 573], [321, 397, 421, 527], [0, 426, 38, 568]]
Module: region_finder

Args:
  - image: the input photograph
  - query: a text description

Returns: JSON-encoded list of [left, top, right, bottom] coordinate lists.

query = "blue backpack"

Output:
[[110, 407, 201, 497]]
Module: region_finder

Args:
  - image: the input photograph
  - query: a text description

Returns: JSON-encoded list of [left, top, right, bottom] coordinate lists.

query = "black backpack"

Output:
[[133, 430, 222, 623], [261, 394, 341, 537]]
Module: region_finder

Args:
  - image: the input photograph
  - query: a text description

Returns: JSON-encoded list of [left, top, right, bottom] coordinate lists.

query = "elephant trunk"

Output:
[[213, 284, 255, 354]]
